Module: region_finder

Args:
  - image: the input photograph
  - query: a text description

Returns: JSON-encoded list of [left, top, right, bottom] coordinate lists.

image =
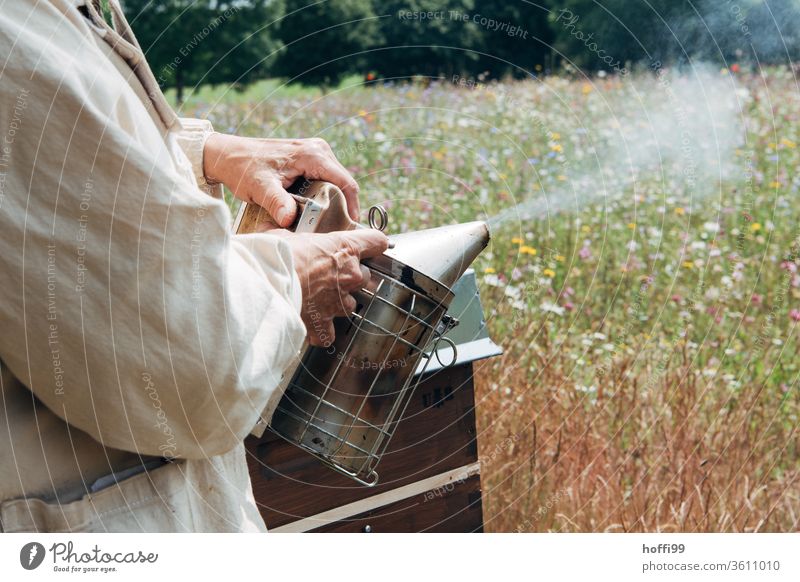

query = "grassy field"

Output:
[[185, 67, 799, 532]]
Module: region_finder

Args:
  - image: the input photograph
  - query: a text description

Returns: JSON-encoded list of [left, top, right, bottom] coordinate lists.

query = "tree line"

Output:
[[122, 0, 800, 101]]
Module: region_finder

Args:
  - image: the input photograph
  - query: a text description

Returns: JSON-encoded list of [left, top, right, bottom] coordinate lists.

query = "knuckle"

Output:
[[342, 295, 357, 315], [308, 137, 328, 152]]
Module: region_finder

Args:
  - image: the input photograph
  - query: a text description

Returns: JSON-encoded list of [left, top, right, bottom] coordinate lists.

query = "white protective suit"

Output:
[[0, 0, 306, 531]]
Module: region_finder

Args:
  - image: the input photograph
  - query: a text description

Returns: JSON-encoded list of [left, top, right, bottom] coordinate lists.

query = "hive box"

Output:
[[245, 270, 500, 532]]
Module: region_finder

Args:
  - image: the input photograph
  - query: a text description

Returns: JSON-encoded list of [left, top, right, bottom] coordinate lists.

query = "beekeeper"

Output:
[[0, 0, 387, 532]]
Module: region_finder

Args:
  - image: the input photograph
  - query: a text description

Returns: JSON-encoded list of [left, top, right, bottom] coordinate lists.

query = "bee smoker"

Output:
[[235, 180, 490, 486]]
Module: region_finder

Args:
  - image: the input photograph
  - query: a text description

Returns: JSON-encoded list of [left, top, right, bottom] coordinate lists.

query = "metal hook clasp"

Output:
[[367, 205, 388, 232]]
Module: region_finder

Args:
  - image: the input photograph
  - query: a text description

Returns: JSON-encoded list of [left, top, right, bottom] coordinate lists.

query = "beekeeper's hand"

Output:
[[203, 134, 360, 227], [273, 229, 389, 347]]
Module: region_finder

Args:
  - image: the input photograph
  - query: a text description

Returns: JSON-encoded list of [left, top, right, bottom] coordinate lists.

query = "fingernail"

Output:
[[276, 206, 291, 226]]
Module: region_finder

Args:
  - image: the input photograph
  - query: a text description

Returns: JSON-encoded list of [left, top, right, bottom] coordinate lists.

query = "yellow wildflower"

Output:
[[543, 268, 556, 278], [550, 143, 563, 153], [682, 261, 694, 269], [520, 245, 537, 256], [627, 222, 636, 229], [555, 255, 565, 262], [674, 207, 686, 215], [484, 267, 496, 274], [770, 180, 781, 188], [582, 83, 593, 95], [511, 237, 524, 245], [581, 225, 591, 233], [750, 222, 762, 232], [550, 132, 561, 140], [781, 138, 797, 149]]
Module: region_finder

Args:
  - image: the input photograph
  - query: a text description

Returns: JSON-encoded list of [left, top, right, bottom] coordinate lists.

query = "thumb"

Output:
[[251, 174, 298, 228], [338, 228, 390, 259]]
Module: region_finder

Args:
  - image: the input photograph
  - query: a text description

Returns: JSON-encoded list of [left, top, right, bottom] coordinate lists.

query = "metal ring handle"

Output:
[[433, 336, 458, 368], [368, 205, 388, 232]]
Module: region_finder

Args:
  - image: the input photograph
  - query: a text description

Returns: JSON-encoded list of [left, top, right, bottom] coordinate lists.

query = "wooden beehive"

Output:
[[245, 270, 500, 532]]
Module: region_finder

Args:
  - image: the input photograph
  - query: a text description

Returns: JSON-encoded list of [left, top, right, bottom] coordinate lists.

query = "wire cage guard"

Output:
[[270, 264, 459, 486]]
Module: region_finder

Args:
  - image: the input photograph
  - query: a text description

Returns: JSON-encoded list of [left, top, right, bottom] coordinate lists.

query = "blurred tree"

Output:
[[549, 0, 699, 72], [274, 0, 381, 88], [473, 0, 555, 79], [747, 0, 800, 64], [123, 0, 283, 103], [367, 0, 484, 80]]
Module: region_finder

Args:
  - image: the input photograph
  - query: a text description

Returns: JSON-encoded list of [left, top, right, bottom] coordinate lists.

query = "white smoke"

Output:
[[489, 64, 747, 228]]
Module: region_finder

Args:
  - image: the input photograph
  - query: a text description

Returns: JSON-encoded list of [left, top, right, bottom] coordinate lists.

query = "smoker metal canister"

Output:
[[241, 182, 490, 485]]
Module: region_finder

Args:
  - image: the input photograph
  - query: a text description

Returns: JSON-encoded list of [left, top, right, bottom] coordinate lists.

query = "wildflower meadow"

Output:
[[185, 65, 799, 532]]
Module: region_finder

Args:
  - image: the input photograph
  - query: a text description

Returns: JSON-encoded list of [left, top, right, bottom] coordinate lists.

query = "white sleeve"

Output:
[[0, 3, 306, 460], [174, 117, 224, 199]]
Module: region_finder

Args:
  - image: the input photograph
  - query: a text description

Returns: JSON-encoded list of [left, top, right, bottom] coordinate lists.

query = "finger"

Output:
[[307, 158, 361, 221], [359, 265, 371, 288], [249, 174, 298, 228], [338, 293, 357, 317], [332, 249, 362, 291], [307, 319, 335, 348], [337, 229, 389, 259]]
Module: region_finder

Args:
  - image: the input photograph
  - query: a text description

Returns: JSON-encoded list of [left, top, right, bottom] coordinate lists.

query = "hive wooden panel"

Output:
[[310, 474, 483, 533], [245, 363, 480, 529]]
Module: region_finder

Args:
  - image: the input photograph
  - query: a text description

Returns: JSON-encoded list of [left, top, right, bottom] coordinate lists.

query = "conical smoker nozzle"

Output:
[[383, 221, 490, 289]]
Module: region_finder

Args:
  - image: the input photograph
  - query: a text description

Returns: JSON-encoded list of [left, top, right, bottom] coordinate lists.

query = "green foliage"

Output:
[[274, 0, 381, 87], [549, 0, 800, 72], [124, 0, 800, 91], [471, 0, 555, 78], [549, 0, 699, 72], [368, 0, 483, 79], [123, 0, 283, 102]]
